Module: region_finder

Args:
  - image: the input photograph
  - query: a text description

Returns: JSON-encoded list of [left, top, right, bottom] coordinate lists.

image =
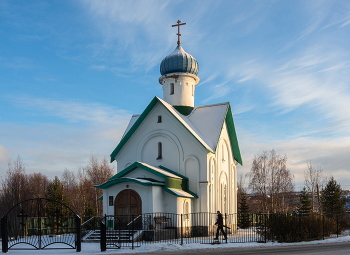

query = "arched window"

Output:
[[170, 83, 174, 95], [157, 142, 162, 160], [184, 200, 189, 219]]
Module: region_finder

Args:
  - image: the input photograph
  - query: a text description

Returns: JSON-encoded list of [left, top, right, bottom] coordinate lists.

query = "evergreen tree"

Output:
[[45, 176, 70, 234], [298, 187, 312, 214], [238, 195, 250, 228], [321, 177, 346, 215], [84, 203, 96, 218]]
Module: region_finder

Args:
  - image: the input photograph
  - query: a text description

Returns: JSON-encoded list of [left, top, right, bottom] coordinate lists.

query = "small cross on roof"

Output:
[[172, 20, 186, 45]]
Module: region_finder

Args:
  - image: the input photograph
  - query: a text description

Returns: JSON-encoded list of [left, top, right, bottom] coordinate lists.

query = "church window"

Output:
[[157, 142, 162, 160], [157, 115, 162, 123], [222, 144, 225, 162], [170, 83, 174, 95], [109, 196, 114, 206]]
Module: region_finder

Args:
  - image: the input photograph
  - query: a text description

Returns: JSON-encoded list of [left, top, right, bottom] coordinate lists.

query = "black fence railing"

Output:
[[99, 212, 350, 251]]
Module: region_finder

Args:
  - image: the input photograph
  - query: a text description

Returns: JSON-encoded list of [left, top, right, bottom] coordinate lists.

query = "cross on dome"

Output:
[[172, 20, 186, 45]]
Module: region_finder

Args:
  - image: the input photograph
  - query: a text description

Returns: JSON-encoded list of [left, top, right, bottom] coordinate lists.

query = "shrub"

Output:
[[260, 213, 338, 242]]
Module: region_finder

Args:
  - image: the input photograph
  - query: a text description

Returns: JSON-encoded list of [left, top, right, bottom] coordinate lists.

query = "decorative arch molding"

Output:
[[184, 155, 200, 168], [137, 129, 184, 169], [184, 156, 199, 194], [231, 163, 237, 214], [183, 199, 190, 215], [219, 138, 232, 167], [208, 156, 217, 213], [124, 161, 134, 169], [218, 171, 228, 213], [209, 156, 216, 182]]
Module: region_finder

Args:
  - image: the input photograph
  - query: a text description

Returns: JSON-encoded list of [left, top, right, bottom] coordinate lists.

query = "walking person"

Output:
[[214, 211, 227, 240]]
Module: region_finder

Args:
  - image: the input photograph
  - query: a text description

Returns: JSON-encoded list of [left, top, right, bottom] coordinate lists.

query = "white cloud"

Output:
[[0, 96, 131, 178], [0, 144, 10, 162], [238, 130, 350, 189]]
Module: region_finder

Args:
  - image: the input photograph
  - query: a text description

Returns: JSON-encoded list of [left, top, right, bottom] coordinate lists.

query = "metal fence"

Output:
[[97, 212, 350, 250]]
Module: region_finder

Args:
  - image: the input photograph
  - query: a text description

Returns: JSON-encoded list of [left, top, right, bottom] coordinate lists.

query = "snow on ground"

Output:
[[5, 235, 350, 255]]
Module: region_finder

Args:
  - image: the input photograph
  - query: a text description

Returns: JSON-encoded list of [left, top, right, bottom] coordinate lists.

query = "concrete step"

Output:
[[82, 230, 139, 243]]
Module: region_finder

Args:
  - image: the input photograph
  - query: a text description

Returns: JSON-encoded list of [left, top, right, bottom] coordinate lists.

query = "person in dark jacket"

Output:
[[214, 211, 227, 240]]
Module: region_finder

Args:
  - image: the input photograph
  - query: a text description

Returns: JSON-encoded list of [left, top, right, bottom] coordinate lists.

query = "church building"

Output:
[[96, 21, 242, 217]]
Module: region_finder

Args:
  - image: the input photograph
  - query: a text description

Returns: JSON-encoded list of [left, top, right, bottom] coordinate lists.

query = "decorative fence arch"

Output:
[[1, 198, 81, 252]]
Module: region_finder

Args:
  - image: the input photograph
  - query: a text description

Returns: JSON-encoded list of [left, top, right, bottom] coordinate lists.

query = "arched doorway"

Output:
[[114, 189, 142, 229]]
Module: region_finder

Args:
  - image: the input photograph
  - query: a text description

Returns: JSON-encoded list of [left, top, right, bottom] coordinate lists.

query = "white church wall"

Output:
[[139, 133, 180, 171], [163, 192, 180, 213], [213, 122, 238, 215], [115, 104, 184, 173], [151, 186, 164, 213]]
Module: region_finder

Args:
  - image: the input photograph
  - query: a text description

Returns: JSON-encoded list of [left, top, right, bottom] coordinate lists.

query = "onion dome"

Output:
[[160, 45, 199, 76]]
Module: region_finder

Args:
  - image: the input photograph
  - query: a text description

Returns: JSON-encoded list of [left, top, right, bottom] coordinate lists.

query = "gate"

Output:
[[100, 214, 142, 251], [1, 198, 81, 252]]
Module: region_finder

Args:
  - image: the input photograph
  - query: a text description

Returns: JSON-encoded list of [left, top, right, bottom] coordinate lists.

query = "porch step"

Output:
[[82, 230, 139, 243]]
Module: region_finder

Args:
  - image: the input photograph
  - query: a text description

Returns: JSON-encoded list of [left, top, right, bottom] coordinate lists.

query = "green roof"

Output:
[[225, 105, 242, 165], [95, 161, 198, 198]]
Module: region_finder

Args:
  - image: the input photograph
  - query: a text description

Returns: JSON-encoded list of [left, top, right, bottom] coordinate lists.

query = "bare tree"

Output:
[[61, 168, 80, 213], [0, 156, 29, 214], [304, 161, 326, 213], [75, 156, 114, 216], [27, 172, 50, 198], [247, 149, 295, 213], [85, 156, 114, 215]]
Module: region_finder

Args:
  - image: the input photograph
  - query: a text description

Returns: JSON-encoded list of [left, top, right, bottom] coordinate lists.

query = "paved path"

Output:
[[112, 241, 350, 255]]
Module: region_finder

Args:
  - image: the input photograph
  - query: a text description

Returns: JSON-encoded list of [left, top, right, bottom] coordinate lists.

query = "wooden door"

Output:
[[114, 189, 142, 229]]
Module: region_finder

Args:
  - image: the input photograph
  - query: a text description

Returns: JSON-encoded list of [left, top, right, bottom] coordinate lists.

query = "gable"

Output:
[[110, 97, 213, 163], [110, 97, 242, 165]]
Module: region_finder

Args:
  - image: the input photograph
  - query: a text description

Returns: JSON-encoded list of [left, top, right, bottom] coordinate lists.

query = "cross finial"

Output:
[[172, 20, 186, 45]]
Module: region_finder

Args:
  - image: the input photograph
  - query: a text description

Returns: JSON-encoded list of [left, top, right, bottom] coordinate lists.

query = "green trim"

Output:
[[186, 190, 199, 198], [173, 106, 194, 116], [98, 195, 103, 200], [167, 177, 188, 190], [108, 162, 184, 181], [110, 97, 159, 163], [158, 165, 188, 180], [164, 187, 198, 198], [95, 177, 164, 189], [225, 105, 243, 165]]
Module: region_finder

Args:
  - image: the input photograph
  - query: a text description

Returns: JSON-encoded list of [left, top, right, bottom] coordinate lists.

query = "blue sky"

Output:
[[1, 0, 350, 189]]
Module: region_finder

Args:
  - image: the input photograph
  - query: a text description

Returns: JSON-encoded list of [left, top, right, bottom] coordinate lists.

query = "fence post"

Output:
[[1, 216, 8, 253], [224, 213, 227, 243], [76, 215, 81, 252], [336, 214, 339, 238], [180, 214, 183, 245], [132, 214, 134, 250], [100, 216, 106, 252], [322, 214, 325, 240], [264, 214, 267, 243]]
